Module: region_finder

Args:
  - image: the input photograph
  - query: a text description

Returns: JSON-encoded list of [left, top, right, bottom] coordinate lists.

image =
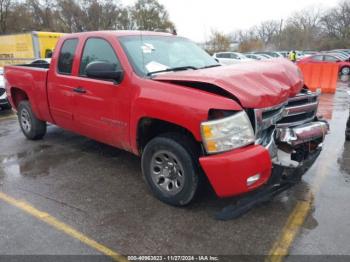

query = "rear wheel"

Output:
[[141, 133, 200, 206], [341, 66, 350, 75], [18, 101, 46, 140]]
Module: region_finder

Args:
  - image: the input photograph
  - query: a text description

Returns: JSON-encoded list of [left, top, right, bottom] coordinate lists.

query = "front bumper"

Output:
[[199, 145, 272, 198], [199, 119, 328, 198]]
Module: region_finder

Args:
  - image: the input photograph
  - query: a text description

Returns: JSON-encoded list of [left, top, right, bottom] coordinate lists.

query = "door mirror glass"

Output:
[[85, 61, 123, 83]]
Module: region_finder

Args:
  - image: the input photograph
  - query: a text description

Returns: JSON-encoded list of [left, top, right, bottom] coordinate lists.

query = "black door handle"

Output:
[[73, 87, 86, 94]]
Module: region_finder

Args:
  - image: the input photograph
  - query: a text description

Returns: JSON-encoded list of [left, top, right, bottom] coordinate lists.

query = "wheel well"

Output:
[[11, 88, 29, 109], [137, 118, 203, 155]]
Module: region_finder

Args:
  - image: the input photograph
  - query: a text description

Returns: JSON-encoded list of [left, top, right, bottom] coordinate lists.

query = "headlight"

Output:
[[200, 111, 255, 154]]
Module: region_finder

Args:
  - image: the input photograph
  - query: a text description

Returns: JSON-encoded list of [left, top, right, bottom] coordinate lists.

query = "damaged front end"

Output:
[[217, 88, 329, 220], [258, 88, 328, 180]]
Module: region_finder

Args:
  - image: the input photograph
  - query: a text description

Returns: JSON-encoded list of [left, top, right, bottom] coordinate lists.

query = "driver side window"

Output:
[[79, 38, 121, 76]]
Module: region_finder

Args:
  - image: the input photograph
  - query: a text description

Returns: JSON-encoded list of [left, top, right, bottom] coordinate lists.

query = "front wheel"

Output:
[[18, 101, 47, 140], [141, 133, 199, 206], [341, 66, 350, 75]]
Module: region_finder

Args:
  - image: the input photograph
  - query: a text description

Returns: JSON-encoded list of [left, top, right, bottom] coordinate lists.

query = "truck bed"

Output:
[[4, 64, 52, 122], [15, 63, 50, 69]]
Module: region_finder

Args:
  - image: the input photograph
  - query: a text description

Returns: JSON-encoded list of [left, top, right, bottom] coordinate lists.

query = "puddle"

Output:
[[0, 144, 78, 180]]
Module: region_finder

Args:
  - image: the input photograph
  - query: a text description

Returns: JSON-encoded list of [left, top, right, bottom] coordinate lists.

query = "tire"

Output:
[[18, 101, 46, 140], [141, 133, 200, 206], [341, 66, 350, 75]]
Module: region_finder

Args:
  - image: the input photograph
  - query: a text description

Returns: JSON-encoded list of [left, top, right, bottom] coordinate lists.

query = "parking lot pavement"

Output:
[[0, 81, 349, 260], [0, 200, 106, 257]]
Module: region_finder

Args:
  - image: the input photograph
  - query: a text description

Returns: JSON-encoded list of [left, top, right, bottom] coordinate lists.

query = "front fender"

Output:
[[129, 80, 242, 154]]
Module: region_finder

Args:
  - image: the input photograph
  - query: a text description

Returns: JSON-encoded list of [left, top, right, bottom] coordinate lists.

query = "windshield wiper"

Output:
[[147, 66, 198, 76], [199, 64, 222, 69]]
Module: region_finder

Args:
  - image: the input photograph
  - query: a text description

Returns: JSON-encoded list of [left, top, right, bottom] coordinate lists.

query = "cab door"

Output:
[[47, 38, 79, 130], [72, 37, 129, 147]]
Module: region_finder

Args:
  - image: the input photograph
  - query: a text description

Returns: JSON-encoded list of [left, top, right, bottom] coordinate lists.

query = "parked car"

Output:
[[0, 67, 11, 110], [328, 52, 349, 61], [301, 51, 318, 57], [254, 51, 283, 58], [332, 49, 350, 55], [4, 31, 328, 208], [276, 51, 289, 58], [326, 51, 350, 61], [298, 53, 350, 75], [244, 53, 269, 60], [213, 52, 253, 65]]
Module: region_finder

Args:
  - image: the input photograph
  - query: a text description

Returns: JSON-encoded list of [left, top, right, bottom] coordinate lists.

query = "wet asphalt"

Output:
[[0, 80, 349, 259]]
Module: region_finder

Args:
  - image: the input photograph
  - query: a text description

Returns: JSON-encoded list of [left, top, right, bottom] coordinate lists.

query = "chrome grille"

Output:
[[255, 102, 286, 143], [255, 90, 320, 143], [277, 90, 319, 127]]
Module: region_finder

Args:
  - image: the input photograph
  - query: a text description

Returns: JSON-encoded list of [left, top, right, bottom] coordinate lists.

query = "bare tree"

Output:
[[321, 0, 350, 48], [130, 0, 174, 31], [0, 0, 12, 33], [255, 20, 280, 46], [206, 30, 231, 54]]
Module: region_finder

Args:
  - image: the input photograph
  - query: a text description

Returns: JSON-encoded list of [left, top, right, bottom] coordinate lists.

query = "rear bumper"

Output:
[[199, 120, 328, 198]]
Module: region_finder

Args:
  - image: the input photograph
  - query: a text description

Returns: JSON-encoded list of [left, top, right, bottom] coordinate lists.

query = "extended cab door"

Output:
[[72, 37, 130, 147], [47, 38, 79, 130]]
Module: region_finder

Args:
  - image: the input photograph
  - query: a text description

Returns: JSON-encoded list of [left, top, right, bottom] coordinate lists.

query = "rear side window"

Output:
[[79, 38, 120, 76], [311, 55, 323, 61], [57, 39, 78, 75], [324, 55, 338, 62]]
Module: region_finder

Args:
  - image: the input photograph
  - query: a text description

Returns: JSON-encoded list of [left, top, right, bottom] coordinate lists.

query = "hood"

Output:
[[153, 58, 304, 108]]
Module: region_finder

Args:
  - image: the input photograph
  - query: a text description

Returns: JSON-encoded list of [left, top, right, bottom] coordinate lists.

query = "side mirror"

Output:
[[85, 61, 123, 84], [214, 58, 219, 63]]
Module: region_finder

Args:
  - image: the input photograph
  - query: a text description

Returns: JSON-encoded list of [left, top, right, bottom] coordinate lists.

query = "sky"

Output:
[[121, 0, 340, 42]]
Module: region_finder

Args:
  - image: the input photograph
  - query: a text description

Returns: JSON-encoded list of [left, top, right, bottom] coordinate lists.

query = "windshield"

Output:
[[119, 35, 218, 76]]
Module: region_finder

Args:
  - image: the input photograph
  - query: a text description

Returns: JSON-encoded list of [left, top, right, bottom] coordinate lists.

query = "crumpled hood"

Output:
[[153, 58, 304, 108]]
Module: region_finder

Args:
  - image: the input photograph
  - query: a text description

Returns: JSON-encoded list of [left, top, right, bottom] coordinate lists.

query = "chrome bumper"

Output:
[[275, 121, 329, 146], [265, 120, 329, 168]]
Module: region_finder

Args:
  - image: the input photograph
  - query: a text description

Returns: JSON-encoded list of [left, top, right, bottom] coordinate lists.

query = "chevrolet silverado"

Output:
[[4, 31, 328, 208]]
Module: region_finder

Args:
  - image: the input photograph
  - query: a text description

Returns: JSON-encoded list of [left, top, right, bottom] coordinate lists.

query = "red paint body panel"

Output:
[[5, 66, 53, 123], [199, 145, 272, 197], [4, 31, 305, 198]]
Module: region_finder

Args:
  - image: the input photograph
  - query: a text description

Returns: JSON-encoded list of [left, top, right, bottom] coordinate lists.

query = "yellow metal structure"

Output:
[[0, 31, 64, 67]]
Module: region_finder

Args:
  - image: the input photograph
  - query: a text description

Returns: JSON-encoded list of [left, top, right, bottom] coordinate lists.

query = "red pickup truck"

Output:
[[5, 31, 328, 207]]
